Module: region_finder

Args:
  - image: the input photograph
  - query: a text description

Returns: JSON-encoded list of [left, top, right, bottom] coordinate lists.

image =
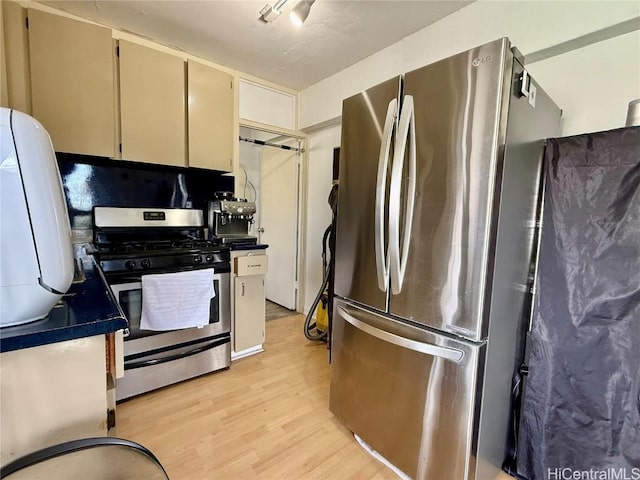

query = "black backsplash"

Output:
[[57, 153, 234, 230]]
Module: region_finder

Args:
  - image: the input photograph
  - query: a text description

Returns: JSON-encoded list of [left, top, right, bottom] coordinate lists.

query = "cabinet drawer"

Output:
[[234, 255, 268, 276]]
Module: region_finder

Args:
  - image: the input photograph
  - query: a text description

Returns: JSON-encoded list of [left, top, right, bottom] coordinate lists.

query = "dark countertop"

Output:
[[0, 256, 128, 353], [230, 244, 269, 251]]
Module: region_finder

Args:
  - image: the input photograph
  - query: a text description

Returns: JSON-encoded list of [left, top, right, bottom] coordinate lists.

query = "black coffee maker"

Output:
[[208, 191, 257, 245]]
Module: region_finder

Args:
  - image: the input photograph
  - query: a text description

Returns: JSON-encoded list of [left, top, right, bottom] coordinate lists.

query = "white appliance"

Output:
[[0, 108, 74, 327]]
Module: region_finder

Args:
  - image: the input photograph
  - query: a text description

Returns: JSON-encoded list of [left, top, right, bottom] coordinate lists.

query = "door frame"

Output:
[[237, 119, 308, 313]]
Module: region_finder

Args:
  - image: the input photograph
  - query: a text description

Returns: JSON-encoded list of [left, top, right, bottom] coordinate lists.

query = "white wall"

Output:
[[299, 0, 640, 130], [238, 141, 261, 237], [302, 125, 340, 315], [526, 29, 640, 136], [299, 0, 640, 315]]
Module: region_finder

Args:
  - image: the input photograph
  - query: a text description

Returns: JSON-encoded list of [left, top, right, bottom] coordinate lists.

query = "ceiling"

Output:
[[39, 0, 472, 90]]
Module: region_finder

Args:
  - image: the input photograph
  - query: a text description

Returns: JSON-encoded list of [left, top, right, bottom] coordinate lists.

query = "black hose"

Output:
[[304, 225, 332, 341]]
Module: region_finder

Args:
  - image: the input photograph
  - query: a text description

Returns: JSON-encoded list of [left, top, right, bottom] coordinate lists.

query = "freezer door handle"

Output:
[[389, 95, 416, 294], [374, 98, 398, 292], [338, 306, 464, 362]]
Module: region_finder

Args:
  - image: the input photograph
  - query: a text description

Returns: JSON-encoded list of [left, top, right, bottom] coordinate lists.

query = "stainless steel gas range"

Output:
[[93, 207, 231, 401]]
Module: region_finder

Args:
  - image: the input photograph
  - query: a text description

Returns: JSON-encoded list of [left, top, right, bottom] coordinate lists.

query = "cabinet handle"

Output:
[[124, 337, 228, 370], [242, 283, 245, 296]]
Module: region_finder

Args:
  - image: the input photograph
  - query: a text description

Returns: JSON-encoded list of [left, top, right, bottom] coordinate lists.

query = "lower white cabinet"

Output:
[[0, 336, 109, 467], [234, 275, 265, 352], [231, 250, 268, 358]]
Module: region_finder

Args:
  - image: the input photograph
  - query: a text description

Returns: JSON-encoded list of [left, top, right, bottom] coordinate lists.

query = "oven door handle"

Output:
[[124, 337, 229, 370]]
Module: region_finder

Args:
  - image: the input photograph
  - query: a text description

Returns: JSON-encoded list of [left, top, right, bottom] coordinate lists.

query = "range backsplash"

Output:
[[57, 153, 234, 231]]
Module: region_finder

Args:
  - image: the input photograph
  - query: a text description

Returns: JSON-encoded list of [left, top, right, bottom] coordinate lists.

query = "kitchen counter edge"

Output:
[[0, 257, 127, 353], [229, 244, 269, 251]]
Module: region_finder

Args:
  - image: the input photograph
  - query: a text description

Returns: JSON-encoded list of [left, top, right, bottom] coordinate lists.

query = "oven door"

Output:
[[110, 272, 230, 352]]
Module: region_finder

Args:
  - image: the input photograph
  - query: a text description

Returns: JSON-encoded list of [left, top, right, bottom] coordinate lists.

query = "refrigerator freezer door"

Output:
[[389, 38, 510, 341], [330, 299, 481, 480], [334, 76, 401, 312]]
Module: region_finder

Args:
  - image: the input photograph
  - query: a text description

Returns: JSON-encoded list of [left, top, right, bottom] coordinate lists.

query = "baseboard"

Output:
[[231, 345, 264, 361]]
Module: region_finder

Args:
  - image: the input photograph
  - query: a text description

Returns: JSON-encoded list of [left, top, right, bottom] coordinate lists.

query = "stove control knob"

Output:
[[205, 254, 214, 263], [141, 259, 151, 269], [193, 255, 203, 264], [125, 260, 136, 270]]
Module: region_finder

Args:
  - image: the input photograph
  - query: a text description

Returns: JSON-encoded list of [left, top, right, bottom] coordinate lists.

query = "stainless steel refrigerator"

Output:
[[330, 38, 561, 480]]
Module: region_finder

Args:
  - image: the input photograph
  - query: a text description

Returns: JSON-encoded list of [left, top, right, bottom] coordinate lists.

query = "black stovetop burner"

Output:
[[95, 237, 230, 275], [96, 242, 230, 274], [96, 239, 221, 256], [92, 207, 231, 274]]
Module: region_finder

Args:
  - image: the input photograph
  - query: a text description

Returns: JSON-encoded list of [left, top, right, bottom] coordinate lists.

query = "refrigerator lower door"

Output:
[[330, 298, 482, 480]]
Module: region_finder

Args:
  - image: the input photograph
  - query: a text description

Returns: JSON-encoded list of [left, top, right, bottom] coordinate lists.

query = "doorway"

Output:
[[239, 126, 303, 312]]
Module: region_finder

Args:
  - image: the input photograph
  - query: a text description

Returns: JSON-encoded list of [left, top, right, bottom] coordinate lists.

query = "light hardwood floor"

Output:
[[116, 314, 396, 479], [265, 300, 295, 322], [116, 314, 515, 480]]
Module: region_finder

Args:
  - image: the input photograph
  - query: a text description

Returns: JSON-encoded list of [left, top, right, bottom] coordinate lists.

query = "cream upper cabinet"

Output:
[[28, 9, 115, 157], [187, 60, 234, 172], [119, 40, 185, 167]]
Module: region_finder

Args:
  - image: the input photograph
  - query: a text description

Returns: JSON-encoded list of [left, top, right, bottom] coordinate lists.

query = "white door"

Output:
[[259, 140, 299, 309]]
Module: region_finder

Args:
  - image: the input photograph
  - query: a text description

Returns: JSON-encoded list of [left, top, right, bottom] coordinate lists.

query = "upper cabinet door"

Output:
[[187, 60, 234, 172], [28, 9, 115, 157], [119, 40, 185, 167]]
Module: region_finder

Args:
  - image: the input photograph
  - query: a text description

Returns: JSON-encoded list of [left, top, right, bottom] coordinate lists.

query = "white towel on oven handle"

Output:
[[140, 268, 215, 331]]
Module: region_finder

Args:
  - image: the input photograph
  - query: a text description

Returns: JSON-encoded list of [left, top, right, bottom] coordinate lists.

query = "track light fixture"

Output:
[[259, 0, 288, 23], [258, 0, 316, 26], [289, 0, 316, 27]]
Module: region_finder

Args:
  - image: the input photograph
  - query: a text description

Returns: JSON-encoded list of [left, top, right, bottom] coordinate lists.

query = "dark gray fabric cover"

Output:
[[517, 127, 640, 479]]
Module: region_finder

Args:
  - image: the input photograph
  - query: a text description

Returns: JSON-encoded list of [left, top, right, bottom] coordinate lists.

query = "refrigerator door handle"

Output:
[[339, 306, 464, 362], [374, 98, 398, 292], [389, 95, 417, 294]]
